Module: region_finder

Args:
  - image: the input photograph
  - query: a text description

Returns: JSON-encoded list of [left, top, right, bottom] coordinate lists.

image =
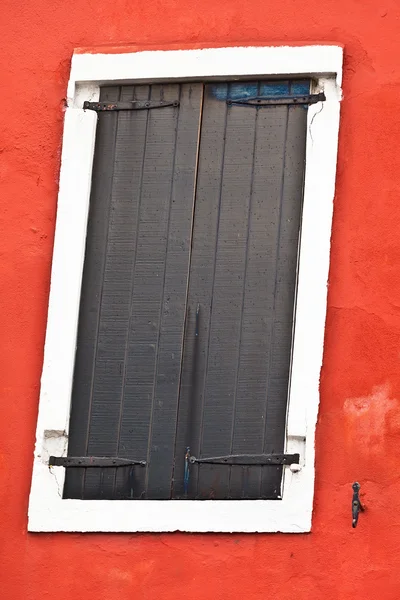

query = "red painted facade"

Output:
[[1, 0, 400, 597]]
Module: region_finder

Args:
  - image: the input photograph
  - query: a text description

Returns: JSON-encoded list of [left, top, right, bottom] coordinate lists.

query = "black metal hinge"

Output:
[[226, 92, 325, 107], [183, 450, 299, 494], [49, 456, 146, 467], [188, 453, 300, 466], [83, 100, 180, 112]]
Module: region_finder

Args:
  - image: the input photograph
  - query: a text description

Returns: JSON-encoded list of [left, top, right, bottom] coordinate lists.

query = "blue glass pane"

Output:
[[259, 81, 290, 96], [209, 84, 228, 100], [290, 80, 310, 95], [229, 82, 258, 99], [209, 79, 311, 101]]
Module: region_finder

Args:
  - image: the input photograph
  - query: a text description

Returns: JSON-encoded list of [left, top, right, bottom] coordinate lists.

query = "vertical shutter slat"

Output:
[[83, 84, 150, 499], [196, 82, 259, 499], [228, 89, 292, 499], [79, 84, 151, 499], [64, 86, 121, 499], [145, 83, 203, 498], [119, 82, 181, 500], [171, 84, 229, 498], [260, 93, 308, 498]]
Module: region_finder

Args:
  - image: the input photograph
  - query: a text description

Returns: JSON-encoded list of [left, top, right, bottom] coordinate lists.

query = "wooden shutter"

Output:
[[65, 80, 309, 501], [172, 81, 308, 499], [64, 83, 203, 499]]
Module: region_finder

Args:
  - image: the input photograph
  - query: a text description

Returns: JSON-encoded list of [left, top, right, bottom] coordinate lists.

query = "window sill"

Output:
[[28, 460, 313, 532]]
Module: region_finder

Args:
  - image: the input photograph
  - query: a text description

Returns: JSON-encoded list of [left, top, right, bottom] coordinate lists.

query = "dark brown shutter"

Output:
[[65, 80, 309, 501], [172, 81, 308, 499], [65, 83, 203, 499]]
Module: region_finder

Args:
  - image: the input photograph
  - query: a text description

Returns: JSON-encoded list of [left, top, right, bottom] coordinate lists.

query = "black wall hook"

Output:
[[352, 482, 365, 528]]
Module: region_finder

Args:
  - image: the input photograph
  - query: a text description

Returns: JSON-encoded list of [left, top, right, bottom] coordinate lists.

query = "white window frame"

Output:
[[28, 45, 342, 533]]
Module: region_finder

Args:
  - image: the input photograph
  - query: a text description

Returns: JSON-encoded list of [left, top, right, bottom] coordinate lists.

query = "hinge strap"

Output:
[[183, 450, 299, 494], [83, 100, 180, 112], [227, 92, 325, 107], [189, 453, 300, 466], [49, 456, 146, 467]]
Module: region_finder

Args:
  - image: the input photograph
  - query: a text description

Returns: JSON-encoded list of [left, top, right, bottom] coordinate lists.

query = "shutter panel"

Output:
[[65, 79, 310, 502], [64, 83, 203, 499], [172, 81, 308, 499]]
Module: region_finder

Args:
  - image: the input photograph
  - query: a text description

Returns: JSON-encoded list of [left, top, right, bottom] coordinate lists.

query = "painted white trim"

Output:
[[67, 45, 343, 105], [28, 45, 342, 533]]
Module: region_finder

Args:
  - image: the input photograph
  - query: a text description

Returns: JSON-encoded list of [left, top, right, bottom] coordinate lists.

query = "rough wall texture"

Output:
[[1, 0, 400, 598]]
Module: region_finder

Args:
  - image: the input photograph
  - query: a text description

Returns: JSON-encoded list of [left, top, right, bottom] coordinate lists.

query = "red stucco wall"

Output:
[[1, 0, 400, 598]]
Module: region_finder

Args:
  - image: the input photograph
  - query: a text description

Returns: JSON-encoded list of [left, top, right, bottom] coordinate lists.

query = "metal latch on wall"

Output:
[[83, 100, 180, 112], [352, 482, 365, 528], [226, 92, 326, 107]]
